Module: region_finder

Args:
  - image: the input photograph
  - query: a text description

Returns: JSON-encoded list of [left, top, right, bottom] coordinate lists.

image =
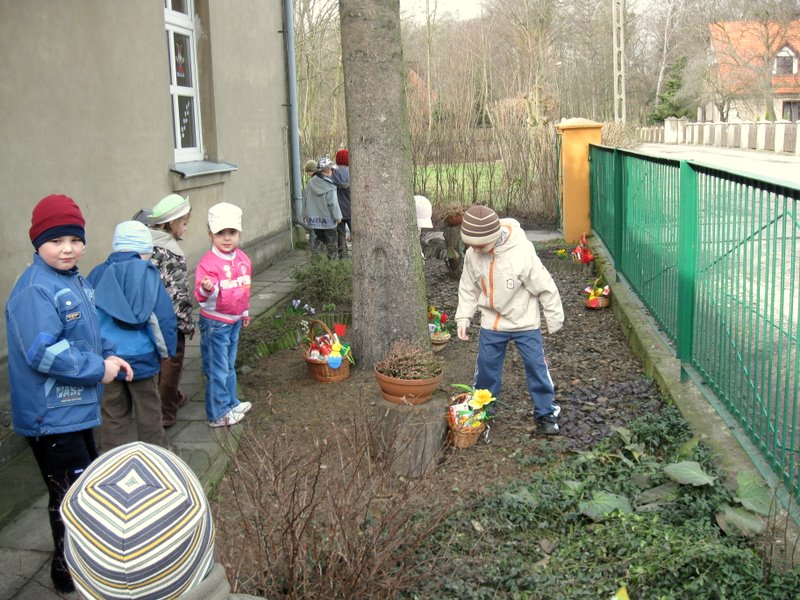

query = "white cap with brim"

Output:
[[208, 202, 243, 233], [414, 195, 433, 229]]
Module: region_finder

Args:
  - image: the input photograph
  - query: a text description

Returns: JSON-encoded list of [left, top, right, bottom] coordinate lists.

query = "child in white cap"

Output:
[[194, 202, 253, 427], [87, 220, 177, 451]]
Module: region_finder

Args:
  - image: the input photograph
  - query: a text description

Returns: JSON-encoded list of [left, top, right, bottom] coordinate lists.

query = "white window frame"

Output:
[[774, 46, 796, 76], [165, 0, 204, 162]]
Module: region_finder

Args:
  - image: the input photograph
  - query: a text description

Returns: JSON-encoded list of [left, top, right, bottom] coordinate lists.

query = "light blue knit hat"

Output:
[[61, 442, 215, 599], [112, 220, 154, 254]]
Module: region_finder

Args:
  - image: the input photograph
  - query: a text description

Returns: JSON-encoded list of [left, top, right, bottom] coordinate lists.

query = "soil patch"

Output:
[[213, 244, 666, 591]]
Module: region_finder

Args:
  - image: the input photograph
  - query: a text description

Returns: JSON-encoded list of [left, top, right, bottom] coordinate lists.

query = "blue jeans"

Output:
[[474, 328, 556, 418], [199, 316, 243, 421]]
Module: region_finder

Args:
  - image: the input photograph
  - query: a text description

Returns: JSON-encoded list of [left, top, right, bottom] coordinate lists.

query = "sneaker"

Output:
[[535, 404, 561, 435], [231, 401, 252, 415], [208, 410, 245, 428]]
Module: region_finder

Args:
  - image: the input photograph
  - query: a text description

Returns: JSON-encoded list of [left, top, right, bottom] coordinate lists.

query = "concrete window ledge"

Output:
[[169, 160, 237, 192]]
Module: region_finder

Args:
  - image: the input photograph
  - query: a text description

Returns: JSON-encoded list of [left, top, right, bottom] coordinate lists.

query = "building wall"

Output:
[[0, 1, 291, 359]]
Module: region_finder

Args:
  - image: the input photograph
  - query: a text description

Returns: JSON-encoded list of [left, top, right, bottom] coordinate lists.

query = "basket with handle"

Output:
[[302, 319, 351, 383], [448, 422, 486, 448]]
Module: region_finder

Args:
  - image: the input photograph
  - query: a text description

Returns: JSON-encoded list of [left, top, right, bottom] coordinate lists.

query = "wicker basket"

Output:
[[448, 423, 486, 448], [302, 320, 351, 383], [585, 295, 610, 309]]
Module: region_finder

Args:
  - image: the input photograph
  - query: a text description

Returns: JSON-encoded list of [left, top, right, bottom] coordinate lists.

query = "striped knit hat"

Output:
[[461, 205, 501, 246], [61, 442, 215, 599], [112, 220, 154, 254]]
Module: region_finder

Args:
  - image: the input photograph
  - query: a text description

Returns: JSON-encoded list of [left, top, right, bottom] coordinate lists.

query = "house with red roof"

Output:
[[703, 20, 800, 122]]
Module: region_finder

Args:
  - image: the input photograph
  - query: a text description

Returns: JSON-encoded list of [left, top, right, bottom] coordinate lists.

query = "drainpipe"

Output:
[[283, 0, 302, 229]]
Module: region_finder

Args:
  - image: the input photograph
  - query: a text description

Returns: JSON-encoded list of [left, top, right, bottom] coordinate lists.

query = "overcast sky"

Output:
[[400, 0, 484, 21], [400, 0, 649, 21]]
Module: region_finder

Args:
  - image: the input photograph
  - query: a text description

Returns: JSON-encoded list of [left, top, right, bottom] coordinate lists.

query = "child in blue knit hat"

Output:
[[87, 221, 178, 451]]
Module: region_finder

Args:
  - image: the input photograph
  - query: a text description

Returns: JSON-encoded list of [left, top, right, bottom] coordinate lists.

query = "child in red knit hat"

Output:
[[332, 148, 351, 254], [6, 194, 133, 593]]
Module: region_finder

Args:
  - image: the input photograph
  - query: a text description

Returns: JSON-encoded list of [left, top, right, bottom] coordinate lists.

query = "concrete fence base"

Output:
[[641, 117, 800, 155]]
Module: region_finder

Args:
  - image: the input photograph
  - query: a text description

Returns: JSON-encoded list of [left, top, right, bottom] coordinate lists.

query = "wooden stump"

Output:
[[443, 224, 463, 278], [370, 391, 448, 478]]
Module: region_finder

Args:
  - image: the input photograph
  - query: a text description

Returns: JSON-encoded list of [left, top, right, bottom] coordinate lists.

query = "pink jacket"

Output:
[[194, 247, 252, 324]]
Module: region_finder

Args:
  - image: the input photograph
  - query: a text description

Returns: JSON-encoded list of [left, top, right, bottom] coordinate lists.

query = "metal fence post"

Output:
[[677, 161, 698, 379], [613, 148, 624, 262]]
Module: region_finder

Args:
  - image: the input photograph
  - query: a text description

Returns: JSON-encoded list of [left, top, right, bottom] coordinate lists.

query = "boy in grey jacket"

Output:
[[302, 157, 342, 259], [455, 205, 564, 434]]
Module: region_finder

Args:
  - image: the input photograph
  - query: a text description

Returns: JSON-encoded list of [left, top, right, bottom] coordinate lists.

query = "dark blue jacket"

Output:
[[331, 165, 351, 220], [87, 252, 177, 381], [5, 254, 112, 437]]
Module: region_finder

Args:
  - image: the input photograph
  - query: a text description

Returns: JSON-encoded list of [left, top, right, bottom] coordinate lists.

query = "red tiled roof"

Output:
[[709, 20, 800, 95]]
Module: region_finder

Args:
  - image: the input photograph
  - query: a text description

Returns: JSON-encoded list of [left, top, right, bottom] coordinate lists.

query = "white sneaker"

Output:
[[231, 401, 252, 415], [208, 410, 245, 428]]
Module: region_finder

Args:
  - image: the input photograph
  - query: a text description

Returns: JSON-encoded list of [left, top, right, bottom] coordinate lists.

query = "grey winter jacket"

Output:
[[302, 174, 342, 229], [181, 563, 263, 599]]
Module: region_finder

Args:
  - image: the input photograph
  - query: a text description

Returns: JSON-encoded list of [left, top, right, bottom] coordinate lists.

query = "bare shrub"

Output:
[[601, 122, 640, 149], [214, 414, 452, 598]]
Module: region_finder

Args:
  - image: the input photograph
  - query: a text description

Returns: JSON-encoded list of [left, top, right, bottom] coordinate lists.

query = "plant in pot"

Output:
[[374, 339, 444, 405]]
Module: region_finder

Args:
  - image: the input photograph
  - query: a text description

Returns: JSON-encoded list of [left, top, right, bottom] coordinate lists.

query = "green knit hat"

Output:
[[151, 194, 191, 225]]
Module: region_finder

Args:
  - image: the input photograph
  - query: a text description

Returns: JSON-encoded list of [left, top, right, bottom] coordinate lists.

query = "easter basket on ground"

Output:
[[446, 387, 495, 448], [301, 319, 352, 383]]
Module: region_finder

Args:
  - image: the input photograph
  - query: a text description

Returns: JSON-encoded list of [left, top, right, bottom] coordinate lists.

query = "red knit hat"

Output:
[[29, 194, 86, 249], [335, 149, 349, 166]]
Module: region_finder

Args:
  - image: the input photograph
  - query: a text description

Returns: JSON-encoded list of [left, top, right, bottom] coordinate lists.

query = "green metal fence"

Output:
[[590, 145, 800, 498]]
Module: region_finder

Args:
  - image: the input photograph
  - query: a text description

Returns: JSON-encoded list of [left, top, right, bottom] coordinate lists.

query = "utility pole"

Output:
[[612, 0, 626, 123]]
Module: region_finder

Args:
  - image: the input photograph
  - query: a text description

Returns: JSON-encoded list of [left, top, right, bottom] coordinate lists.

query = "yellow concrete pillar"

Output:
[[556, 118, 603, 244]]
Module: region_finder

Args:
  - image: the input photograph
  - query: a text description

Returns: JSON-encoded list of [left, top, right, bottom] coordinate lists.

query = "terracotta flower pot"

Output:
[[374, 368, 443, 405]]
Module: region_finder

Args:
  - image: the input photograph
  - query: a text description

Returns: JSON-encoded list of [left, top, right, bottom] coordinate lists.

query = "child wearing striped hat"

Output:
[[61, 442, 262, 599], [455, 205, 565, 435], [87, 220, 178, 451]]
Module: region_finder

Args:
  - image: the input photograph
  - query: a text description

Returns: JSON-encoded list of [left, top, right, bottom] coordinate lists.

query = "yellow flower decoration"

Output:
[[468, 388, 495, 409]]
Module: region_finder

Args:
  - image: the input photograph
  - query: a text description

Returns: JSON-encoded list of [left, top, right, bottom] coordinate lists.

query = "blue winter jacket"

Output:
[[87, 252, 177, 381], [5, 254, 113, 437]]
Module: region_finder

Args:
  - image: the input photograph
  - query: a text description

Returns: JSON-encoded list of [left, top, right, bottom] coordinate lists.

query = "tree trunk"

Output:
[[370, 393, 448, 478], [340, 0, 430, 368]]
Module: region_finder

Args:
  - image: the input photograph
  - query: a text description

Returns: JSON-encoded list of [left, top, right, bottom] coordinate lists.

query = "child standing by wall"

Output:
[[455, 205, 565, 435], [5, 194, 133, 593], [148, 193, 195, 428], [87, 221, 178, 451], [194, 202, 253, 427]]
